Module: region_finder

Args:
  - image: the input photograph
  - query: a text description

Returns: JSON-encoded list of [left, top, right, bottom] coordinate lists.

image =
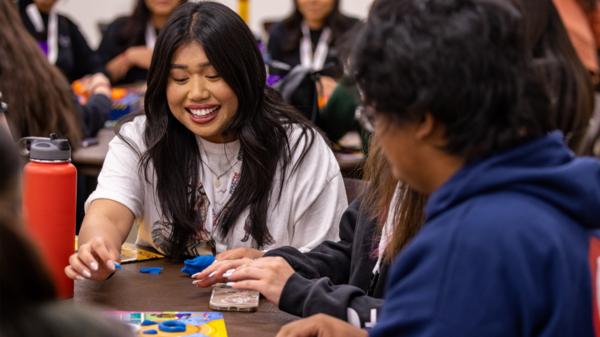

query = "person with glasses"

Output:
[[274, 0, 600, 336], [196, 0, 597, 331]]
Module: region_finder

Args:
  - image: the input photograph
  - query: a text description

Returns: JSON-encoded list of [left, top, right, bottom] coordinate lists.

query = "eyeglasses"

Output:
[[355, 105, 377, 133]]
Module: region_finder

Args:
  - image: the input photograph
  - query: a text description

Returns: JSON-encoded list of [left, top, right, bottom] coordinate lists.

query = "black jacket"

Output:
[[78, 94, 111, 138], [267, 18, 359, 79], [96, 17, 152, 86], [20, 11, 105, 83], [265, 198, 388, 328]]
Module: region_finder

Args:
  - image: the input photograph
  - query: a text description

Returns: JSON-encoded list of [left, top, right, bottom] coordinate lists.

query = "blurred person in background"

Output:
[[97, 0, 188, 85], [552, 0, 600, 84], [268, 0, 359, 99], [1, 0, 111, 146], [320, 0, 594, 155], [526, 0, 595, 153], [18, 0, 105, 83]]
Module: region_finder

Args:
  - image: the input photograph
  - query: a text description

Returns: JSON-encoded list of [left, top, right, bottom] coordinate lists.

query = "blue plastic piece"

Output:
[[114, 263, 122, 270], [139, 267, 163, 274], [142, 329, 158, 334], [141, 320, 157, 326], [159, 320, 186, 333], [181, 255, 215, 276]]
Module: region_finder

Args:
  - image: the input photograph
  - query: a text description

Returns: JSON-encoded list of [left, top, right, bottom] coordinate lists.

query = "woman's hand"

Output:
[[318, 76, 338, 99], [192, 258, 254, 288], [79, 73, 112, 99], [65, 236, 121, 281], [276, 314, 369, 337], [215, 247, 265, 261], [105, 46, 152, 82], [225, 257, 295, 306], [124, 46, 153, 70]]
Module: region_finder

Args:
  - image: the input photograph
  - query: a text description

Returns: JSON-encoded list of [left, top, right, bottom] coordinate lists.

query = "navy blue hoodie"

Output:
[[370, 132, 600, 337]]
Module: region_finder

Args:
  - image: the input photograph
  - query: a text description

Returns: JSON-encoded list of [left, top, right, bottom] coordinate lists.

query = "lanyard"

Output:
[[26, 3, 58, 65], [300, 22, 332, 72], [372, 184, 400, 275], [145, 21, 157, 50]]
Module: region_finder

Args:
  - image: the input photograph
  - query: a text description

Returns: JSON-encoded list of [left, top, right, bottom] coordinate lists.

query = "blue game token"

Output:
[[142, 329, 157, 334], [141, 319, 157, 326], [158, 320, 186, 332]]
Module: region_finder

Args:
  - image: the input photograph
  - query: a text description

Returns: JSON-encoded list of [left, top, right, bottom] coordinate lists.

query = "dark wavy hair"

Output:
[[353, 0, 552, 161], [116, 0, 188, 51], [281, 0, 355, 55], [117, 1, 318, 260], [578, 0, 599, 12], [522, 0, 594, 153], [2, 0, 82, 147]]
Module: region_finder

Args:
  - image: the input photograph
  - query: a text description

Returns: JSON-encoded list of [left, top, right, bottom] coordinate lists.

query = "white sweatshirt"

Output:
[[86, 116, 347, 255]]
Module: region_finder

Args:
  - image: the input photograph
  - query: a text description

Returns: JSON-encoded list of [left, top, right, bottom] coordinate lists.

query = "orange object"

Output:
[[111, 88, 127, 101], [21, 136, 77, 299], [553, 0, 600, 81], [72, 80, 89, 105], [239, 0, 249, 23], [318, 95, 329, 109], [72, 80, 84, 96]]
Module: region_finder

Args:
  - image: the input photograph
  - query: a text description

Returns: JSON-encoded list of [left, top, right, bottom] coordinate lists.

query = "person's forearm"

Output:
[[105, 54, 127, 83], [0, 113, 10, 137], [78, 213, 127, 261], [126, 49, 152, 69]]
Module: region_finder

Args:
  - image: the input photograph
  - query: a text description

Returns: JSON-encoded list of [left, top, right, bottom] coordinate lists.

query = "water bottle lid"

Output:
[[17, 134, 71, 162]]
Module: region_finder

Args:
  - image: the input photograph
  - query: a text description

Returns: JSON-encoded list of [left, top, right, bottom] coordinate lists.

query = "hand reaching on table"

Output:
[[65, 237, 121, 281], [276, 314, 368, 337], [223, 257, 295, 306], [192, 257, 254, 287]]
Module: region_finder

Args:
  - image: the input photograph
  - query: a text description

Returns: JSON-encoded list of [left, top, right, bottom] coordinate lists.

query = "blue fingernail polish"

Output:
[[223, 273, 233, 278], [226, 282, 235, 287], [209, 271, 216, 277]]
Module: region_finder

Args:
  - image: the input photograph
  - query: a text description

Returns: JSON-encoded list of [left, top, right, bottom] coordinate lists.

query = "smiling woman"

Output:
[[65, 1, 347, 282], [166, 42, 239, 143]]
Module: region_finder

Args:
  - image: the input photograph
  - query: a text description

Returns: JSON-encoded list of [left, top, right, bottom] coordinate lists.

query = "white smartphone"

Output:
[[209, 284, 259, 312]]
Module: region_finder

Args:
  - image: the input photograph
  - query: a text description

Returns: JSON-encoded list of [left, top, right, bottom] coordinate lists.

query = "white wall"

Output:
[[54, 0, 373, 49]]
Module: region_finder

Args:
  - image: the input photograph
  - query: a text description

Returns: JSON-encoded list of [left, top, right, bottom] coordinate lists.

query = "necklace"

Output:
[[202, 159, 240, 188]]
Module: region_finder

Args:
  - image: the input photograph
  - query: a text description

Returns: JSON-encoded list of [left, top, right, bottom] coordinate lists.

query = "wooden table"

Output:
[[72, 128, 115, 176], [66, 258, 298, 336]]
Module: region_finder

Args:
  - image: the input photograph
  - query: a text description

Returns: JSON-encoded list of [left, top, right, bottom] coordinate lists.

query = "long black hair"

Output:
[[116, 0, 188, 52], [578, 0, 599, 12], [281, 0, 355, 55], [521, 0, 594, 152], [117, 1, 318, 260]]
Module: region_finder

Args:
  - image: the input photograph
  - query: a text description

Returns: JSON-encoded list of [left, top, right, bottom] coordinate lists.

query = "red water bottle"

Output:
[[19, 134, 77, 298]]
